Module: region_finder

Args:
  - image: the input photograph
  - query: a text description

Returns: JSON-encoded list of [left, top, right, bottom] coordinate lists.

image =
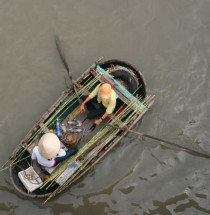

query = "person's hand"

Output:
[[80, 103, 86, 112], [95, 118, 102, 125]]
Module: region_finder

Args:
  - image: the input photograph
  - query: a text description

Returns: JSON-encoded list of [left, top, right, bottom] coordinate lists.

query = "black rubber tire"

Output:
[[110, 70, 138, 94]]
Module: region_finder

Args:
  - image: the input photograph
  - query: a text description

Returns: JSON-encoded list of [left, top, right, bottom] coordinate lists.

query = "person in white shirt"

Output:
[[31, 133, 78, 168]]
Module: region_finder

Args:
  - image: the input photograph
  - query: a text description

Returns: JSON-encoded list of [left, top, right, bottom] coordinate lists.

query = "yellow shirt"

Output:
[[89, 84, 117, 114]]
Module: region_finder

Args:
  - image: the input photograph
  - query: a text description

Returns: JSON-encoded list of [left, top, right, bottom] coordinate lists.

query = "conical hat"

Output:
[[38, 133, 60, 159]]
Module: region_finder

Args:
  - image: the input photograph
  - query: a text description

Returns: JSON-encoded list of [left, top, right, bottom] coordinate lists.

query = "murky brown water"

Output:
[[0, 0, 210, 214]]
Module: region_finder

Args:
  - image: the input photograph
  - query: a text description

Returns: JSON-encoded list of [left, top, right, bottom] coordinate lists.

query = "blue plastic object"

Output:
[[56, 119, 63, 139]]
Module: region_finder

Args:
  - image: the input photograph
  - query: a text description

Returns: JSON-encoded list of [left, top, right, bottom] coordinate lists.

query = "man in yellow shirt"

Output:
[[80, 83, 117, 125]]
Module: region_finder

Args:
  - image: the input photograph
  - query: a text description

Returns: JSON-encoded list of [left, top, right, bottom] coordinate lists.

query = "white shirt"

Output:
[[31, 146, 66, 168]]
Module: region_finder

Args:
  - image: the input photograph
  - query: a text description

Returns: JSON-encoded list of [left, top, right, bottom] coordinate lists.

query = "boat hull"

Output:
[[9, 59, 154, 199]]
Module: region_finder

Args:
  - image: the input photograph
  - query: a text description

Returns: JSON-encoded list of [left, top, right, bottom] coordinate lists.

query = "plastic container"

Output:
[[67, 120, 82, 127], [68, 128, 83, 133], [61, 123, 67, 133], [63, 133, 78, 147], [56, 119, 63, 139]]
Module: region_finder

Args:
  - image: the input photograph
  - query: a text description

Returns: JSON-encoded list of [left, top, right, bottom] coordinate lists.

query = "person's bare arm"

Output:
[[95, 112, 109, 125], [80, 96, 92, 112]]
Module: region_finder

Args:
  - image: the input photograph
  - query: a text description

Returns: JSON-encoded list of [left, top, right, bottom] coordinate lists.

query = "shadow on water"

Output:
[[143, 193, 210, 215], [0, 185, 17, 196], [0, 202, 18, 215], [48, 201, 110, 215]]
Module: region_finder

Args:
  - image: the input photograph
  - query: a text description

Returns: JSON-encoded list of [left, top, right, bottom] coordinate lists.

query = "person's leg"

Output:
[[87, 104, 106, 119], [55, 148, 78, 165], [81, 95, 105, 119], [81, 95, 98, 111]]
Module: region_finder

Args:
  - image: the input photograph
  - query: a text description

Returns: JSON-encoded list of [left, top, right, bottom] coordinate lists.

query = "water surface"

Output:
[[0, 0, 210, 214]]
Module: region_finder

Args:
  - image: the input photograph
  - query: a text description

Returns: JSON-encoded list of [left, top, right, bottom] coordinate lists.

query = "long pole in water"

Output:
[[104, 123, 210, 159], [54, 35, 82, 104]]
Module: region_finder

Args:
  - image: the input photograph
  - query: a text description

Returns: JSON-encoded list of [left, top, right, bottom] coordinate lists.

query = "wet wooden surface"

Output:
[[62, 106, 106, 150]]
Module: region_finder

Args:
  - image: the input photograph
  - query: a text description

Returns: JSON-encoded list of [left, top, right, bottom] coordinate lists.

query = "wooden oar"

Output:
[[104, 123, 210, 159], [54, 35, 82, 104]]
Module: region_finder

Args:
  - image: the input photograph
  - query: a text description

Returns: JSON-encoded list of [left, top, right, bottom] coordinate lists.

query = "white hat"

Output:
[[38, 133, 60, 159]]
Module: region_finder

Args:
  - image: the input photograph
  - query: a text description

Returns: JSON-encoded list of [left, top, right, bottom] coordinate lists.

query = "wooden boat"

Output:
[[8, 58, 155, 202]]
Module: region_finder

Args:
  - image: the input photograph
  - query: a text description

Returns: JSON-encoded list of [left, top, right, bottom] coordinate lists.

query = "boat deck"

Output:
[[63, 108, 107, 147]]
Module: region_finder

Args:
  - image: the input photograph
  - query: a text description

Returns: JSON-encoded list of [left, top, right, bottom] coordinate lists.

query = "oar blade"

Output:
[[54, 35, 70, 73]]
